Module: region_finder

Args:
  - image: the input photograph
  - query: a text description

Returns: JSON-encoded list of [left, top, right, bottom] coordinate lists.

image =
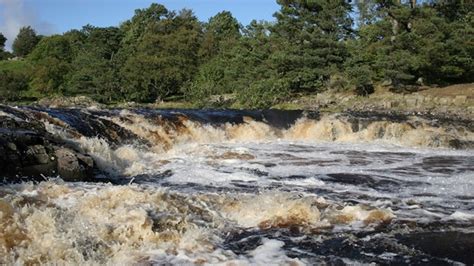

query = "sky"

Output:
[[0, 0, 280, 50]]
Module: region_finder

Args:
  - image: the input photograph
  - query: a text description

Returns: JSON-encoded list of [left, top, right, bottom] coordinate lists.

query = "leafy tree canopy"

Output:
[[0, 1, 472, 106], [12, 26, 40, 57]]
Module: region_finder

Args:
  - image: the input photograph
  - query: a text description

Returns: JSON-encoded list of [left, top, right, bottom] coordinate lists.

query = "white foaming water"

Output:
[[2, 107, 474, 264], [0, 110, 22, 121], [41, 111, 474, 221], [0, 180, 396, 264]]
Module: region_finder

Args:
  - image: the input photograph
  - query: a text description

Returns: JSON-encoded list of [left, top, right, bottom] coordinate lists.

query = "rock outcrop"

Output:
[[55, 148, 94, 181], [294, 83, 474, 120], [0, 115, 96, 183]]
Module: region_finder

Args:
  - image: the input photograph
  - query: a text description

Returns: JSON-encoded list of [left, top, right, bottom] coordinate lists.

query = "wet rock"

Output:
[[397, 231, 474, 265], [6, 142, 17, 151], [25, 145, 51, 164], [55, 148, 94, 181], [0, 114, 96, 183]]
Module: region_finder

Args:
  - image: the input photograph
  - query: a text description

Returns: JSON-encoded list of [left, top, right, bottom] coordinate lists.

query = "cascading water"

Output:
[[1, 106, 473, 265]]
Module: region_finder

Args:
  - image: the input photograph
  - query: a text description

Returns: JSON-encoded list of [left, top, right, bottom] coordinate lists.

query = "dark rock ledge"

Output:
[[0, 116, 97, 183]]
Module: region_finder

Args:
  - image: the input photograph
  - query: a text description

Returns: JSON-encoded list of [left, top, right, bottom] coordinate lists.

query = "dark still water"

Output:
[[1, 107, 473, 265]]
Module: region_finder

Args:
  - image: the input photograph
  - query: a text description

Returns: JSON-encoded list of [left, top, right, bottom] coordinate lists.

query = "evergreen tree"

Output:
[[0, 33, 6, 50], [119, 3, 170, 53], [346, 0, 473, 89], [0, 32, 11, 60], [199, 11, 241, 60], [272, 0, 353, 93]]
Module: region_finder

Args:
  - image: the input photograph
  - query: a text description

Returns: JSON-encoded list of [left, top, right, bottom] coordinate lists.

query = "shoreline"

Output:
[[3, 83, 471, 121]]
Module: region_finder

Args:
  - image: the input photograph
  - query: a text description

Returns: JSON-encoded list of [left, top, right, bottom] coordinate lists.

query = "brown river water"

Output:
[[1, 107, 473, 265]]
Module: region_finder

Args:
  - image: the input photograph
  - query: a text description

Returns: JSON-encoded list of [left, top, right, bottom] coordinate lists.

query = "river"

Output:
[[1, 107, 473, 265]]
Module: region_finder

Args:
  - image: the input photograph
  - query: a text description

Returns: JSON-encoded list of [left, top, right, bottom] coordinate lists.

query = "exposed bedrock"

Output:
[[0, 116, 96, 182]]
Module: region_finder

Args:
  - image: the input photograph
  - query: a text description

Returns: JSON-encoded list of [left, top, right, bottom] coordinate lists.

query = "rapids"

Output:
[[0, 106, 473, 265]]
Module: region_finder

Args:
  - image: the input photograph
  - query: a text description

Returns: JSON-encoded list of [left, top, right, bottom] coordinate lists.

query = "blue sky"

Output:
[[0, 0, 279, 49]]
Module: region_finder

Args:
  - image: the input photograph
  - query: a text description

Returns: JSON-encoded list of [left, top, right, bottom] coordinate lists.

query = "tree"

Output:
[[63, 29, 87, 58], [121, 7, 202, 102], [65, 26, 124, 101], [0, 33, 6, 50], [353, 1, 379, 27], [0, 32, 12, 60], [346, 0, 473, 89], [0, 70, 29, 101], [12, 26, 40, 57], [272, 0, 353, 93], [189, 20, 283, 108], [29, 35, 73, 62], [28, 35, 73, 95], [120, 3, 170, 52], [199, 11, 241, 60], [418, 2, 474, 84]]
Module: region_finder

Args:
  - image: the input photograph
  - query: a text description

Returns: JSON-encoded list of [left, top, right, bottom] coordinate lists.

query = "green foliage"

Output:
[[63, 29, 87, 57], [0, 70, 29, 102], [65, 26, 124, 102], [0, 51, 13, 61], [272, 0, 353, 93], [12, 26, 40, 57], [417, 8, 474, 84], [189, 19, 275, 106], [0, 33, 13, 60], [30, 57, 70, 95], [0, 2, 472, 106], [199, 11, 241, 60], [0, 32, 6, 49], [120, 3, 170, 53], [327, 73, 352, 92], [0, 32, 7, 60], [237, 79, 290, 109], [121, 8, 202, 102], [190, 43, 247, 101], [184, 57, 230, 102], [346, 0, 473, 90], [27, 35, 73, 95], [29, 35, 73, 62], [0, 60, 30, 73]]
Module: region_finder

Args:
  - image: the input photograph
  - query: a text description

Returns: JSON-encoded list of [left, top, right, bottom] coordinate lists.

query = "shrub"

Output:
[[0, 70, 30, 102], [237, 79, 290, 109]]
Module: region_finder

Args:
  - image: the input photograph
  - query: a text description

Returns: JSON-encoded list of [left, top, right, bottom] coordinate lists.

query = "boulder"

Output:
[[453, 95, 467, 106], [55, 148, 94, 181], [0, 115, 96, 183]]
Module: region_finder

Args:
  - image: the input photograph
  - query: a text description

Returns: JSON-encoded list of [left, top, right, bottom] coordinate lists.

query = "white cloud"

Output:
[[0, 0, 56, 50]]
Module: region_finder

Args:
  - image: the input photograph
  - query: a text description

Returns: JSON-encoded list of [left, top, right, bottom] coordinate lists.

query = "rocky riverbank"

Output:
[[292, 83, 474, 120], [0, 106, 97, 183]]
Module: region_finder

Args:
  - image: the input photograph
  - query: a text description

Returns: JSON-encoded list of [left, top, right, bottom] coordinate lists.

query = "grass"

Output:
[[151, 101, 196, 109], [0, 60, 31, 73], [271, 102, 303, 110]]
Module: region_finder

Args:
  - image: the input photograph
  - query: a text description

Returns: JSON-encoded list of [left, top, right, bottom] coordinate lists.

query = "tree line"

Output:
[[0, 0, 472, 107]]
